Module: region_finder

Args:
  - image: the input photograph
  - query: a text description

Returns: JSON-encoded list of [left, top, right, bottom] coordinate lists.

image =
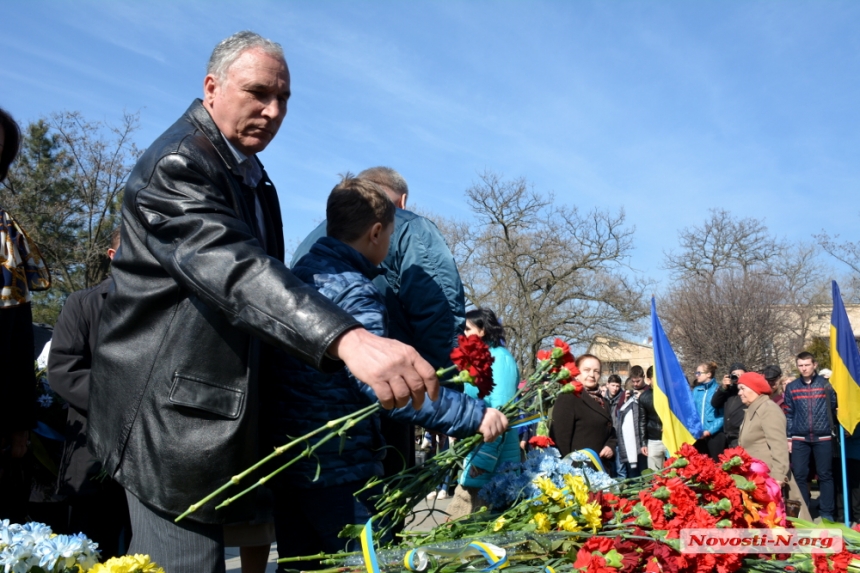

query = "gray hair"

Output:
[[207, 31, 284, 81], [357, 166, 409, 198]]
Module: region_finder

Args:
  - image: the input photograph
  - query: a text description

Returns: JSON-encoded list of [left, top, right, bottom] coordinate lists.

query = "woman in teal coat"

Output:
[[447, 308, 521, 518]]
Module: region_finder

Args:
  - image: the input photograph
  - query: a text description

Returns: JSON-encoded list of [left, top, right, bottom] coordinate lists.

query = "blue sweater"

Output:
[[269, 237, 485, 489]]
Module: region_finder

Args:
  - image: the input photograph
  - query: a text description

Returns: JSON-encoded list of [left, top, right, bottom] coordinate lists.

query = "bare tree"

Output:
[[661, 209, 831, 371], [661, 271, 793, 372], [1, 111, 141, 323], [431, 172, 650, 372], [816, 224, 860, 300], [663, 208, 784, 279]]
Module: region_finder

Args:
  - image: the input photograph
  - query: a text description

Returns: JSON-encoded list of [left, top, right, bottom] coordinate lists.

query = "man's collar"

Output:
[[184, 100, 262, 186], [219, 130, 263, 187]]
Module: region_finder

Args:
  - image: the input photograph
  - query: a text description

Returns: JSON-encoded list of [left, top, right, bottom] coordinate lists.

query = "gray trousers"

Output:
[[126, 491, 225, 573], [647, 439, 667, 472]]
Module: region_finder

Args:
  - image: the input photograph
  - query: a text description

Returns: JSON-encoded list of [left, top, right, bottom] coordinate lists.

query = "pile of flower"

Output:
[[290, 439, 860, 573], [479, 447, 616, 511], [402, 444, 860, 573], [0, 520, 99, 573], [0, 520, 164, 573]]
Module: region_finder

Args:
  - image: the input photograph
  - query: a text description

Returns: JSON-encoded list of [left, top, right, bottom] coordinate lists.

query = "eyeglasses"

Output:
[[694, 371, 704, 376]]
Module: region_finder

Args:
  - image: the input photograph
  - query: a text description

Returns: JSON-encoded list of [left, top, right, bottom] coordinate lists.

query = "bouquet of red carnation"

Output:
[[439, 334, 495, 398], [534, 337, 583, 395]]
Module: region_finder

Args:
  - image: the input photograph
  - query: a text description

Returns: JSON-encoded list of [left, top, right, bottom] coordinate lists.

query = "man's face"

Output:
[[796, 358, 817, 378], [607, 381, 621, 396], [203, 48, 290, 155], [630, 376, 646, 390]]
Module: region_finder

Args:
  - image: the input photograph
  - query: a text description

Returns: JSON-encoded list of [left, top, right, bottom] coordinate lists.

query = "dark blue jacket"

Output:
[[291, 208, 465, 368], [269, 237, 485, 488], [784, 375, 838, 441]]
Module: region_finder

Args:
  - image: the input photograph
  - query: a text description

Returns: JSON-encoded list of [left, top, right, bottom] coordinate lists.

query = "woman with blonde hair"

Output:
[[691, 361, 725, 461]]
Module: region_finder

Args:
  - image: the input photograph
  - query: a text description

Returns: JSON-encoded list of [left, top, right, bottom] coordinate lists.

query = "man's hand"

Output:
[[702, 430, 711, 438], [640, 446, 648, 456], [788, 440, 792, 454], [599, 446, 614, 459], [328, 327, 439, 409], [721, 375, 732, 388], [477, 408, 508, 442]]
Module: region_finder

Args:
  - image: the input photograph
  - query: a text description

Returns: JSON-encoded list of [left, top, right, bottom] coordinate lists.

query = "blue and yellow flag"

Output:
[[830, 281, 860, 435], [650, 297, 703, 454]]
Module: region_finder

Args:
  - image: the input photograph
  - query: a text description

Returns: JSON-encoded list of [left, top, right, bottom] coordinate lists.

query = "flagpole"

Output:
[[840, 424, 849, 526]]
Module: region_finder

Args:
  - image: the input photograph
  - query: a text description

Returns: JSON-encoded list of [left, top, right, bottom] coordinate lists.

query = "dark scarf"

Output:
[[586, 387, 605, 408]]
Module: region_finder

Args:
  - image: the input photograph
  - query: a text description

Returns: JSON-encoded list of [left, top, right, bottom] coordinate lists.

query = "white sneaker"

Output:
[[437, 490, 449, 500], [425, 490, 438, 500]]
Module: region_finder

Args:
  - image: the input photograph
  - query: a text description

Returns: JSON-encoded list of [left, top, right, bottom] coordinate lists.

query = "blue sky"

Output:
[[2, 1, 859, 290]]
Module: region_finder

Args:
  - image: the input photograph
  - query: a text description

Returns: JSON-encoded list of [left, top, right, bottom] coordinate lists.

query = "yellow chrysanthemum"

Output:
[[534, 476, 566, 506], [531, 512, 552, 533], [563, 474, 589, 506], [88, 554, 166, 573], [493, 516, 507, 532], [535, 476, 555, 493], [580, 502, 602, 533], [558, 514, 581, 532]]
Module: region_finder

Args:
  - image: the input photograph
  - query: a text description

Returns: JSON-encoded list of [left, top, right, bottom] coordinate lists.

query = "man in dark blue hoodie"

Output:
[[784, 351, 838, 521]]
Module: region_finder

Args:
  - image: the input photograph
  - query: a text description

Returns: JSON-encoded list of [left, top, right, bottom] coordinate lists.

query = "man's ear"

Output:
[[203, 74, 218, 107], [397, 194, 408, 209]]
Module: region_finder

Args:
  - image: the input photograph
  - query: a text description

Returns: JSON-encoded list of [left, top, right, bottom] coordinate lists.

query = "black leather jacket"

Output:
[[88, 101, 359, 523], [638, 387, 663, 442]]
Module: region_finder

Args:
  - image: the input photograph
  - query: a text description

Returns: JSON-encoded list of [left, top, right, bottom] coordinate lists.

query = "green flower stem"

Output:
[[435, 364, 458, 379], [215, 406, 381, 510], [368, 361, 566, 542], [175, 402, 381, 522]]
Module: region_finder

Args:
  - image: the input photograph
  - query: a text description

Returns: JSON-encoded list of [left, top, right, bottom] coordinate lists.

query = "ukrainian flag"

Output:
[[830, 281, 860, 435], [650, 297, 704, 454]]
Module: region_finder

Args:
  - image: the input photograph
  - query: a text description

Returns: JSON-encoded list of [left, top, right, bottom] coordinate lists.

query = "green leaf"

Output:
[[337, 523, 365, 540]]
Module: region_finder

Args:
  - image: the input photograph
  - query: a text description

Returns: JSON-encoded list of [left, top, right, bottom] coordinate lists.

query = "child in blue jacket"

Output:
[[268, 176, 505, 570]]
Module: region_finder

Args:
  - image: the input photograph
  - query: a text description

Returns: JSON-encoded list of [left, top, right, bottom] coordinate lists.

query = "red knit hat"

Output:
[[738, 372, 771, 395]]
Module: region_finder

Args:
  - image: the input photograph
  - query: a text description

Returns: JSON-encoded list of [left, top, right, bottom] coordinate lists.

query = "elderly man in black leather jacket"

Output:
[[88, 31, 438, 573]]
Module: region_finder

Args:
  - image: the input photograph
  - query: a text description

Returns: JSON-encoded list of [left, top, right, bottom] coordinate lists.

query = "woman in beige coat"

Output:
[[737, 372, 812, 521]]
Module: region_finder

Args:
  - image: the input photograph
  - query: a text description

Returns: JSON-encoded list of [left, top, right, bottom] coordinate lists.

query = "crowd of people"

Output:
[[543, 350, 860, 525], [2, 28, 860, 573]]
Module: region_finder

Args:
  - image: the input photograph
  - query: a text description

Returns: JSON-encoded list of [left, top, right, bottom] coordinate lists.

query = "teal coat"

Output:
[[459, 346, 521, 488]]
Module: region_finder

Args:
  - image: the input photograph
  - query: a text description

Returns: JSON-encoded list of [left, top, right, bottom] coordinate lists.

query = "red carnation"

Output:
[[449, 334, 495, 398], [554, 337, 575, 363], [528, 435, 555, 449]]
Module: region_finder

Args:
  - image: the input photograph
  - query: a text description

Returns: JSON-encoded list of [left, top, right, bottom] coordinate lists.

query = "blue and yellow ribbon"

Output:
[[402, 540, 508, 571], [509, 413, 543, 429], [360, 518, 380, 573], [575, 448, 605, 473]]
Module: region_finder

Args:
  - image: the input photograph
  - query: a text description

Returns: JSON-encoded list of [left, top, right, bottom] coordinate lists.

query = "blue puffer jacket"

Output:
[[784, 375, 838, 441], [460, 345, 521, 488], [691, 379, 724, 437], [292, 208, 466, 368], [269, 237, 485, 489]]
